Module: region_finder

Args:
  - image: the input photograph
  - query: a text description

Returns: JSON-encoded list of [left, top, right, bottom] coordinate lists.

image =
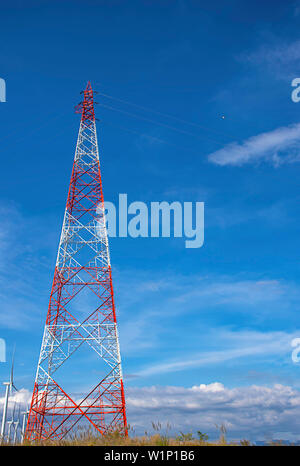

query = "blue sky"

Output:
[[1, 0, 300, 441]]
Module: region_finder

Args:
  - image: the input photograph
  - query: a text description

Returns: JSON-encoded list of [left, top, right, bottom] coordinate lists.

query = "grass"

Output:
[[3, 424, 291, 446], [11, 424, 252, 446], [21, 432, 241, 446]]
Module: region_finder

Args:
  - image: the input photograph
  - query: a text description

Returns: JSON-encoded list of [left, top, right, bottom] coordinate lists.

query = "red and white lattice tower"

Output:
[[25, 82, 127, 441]]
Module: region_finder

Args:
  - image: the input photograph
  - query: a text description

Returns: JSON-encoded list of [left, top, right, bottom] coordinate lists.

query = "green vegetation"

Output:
[[17, 424, 249, 446], [3, 424, 292, 446]]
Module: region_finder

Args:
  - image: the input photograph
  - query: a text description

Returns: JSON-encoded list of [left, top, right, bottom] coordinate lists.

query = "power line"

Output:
[[98, 102, 226, 146], [95, 87, 236, 141], [99, 118, 202, 156]]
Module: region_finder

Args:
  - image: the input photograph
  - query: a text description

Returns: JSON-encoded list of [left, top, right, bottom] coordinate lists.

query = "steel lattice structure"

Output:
[[25, 82, 127, 441]]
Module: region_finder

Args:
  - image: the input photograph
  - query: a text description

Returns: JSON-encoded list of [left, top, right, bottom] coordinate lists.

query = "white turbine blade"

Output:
[[10, 346, 18, 391], [12, 402, 16, 422], [10, 345, 16, 385]]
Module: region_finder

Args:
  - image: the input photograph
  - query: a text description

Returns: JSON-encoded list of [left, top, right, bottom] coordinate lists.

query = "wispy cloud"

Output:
[[115, 268, 300, 358], [136, 330, 295, 377], [172, 278, 292, 307], [239, 35, 300, 81], [207, 200, 292, 229], [0, 202, 56, 330], [207, 122, 300, 166], [294, 1, 300, 17]]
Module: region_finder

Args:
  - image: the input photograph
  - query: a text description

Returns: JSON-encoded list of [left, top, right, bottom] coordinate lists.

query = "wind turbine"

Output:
[[13, 404, 21, 444], [0, 347, 18, 444], [21, 407, 29, 444], [6, 403, 16, 443]]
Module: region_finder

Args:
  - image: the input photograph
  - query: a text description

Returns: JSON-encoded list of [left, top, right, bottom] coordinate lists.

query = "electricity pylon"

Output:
[[25, 82, 127, 441]]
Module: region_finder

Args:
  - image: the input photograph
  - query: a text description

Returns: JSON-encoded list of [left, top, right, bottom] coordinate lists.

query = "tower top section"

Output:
[[75, 81, 95, 127]]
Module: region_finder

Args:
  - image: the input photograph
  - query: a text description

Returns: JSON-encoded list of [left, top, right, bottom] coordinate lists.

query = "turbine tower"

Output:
[[25, 82, 127, 441], [0, 348, 18, 444]]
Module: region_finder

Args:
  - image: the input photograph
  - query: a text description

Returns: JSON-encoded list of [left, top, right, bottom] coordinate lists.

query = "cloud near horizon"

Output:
[[126, 382, 300, 442], [207, 122, 300, 167], [3, 383, 300, 442]]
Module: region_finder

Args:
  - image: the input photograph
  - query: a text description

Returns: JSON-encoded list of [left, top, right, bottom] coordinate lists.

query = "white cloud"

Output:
[[207, 122, 300, 166], [191, 382, 224, 392], [0, 388, 31, 413], [4, 384, 300, 442], [126, 382, 300, 441]]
